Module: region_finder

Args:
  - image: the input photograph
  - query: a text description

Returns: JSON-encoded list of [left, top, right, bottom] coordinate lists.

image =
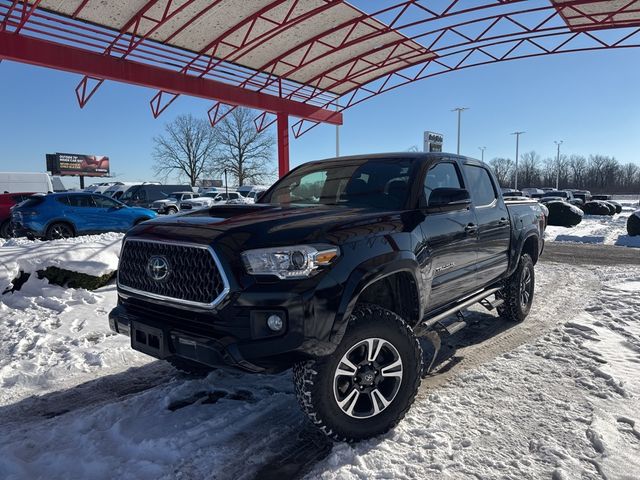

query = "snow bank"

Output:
[[0, 233, 123, 292], [546, 211, 640, 248]]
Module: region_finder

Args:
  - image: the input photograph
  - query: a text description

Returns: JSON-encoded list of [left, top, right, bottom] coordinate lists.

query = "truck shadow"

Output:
[[422, 309, 518, 376]]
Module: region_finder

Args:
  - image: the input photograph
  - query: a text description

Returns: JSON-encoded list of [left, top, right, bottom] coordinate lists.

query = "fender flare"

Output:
[[329, 251, 422, 345], [508, 230, 539, 276]]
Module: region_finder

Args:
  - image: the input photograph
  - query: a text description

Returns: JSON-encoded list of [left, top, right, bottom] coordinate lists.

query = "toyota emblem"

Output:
[[147, 255, 170, 281]]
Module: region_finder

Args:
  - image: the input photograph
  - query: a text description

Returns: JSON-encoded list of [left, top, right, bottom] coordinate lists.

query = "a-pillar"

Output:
[[277, 112, 289, 178]]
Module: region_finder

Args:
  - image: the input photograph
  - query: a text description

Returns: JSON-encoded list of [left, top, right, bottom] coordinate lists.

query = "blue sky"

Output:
[[1, 47, 639, 188]]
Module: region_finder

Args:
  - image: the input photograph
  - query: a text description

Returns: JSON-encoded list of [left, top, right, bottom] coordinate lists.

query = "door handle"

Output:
[[465, 223, 478, 235], [498, 217, 509, 226]]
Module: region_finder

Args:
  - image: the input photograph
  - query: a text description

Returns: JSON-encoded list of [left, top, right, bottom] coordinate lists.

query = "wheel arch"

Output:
[[330, 252, 422, 345], [45, 219, 76, 236]]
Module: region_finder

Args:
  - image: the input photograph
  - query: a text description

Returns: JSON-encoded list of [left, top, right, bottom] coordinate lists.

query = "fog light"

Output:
[[267, 314, 284, 332]]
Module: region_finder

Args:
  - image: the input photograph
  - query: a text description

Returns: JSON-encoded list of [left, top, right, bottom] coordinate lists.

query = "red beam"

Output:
[[277, 112, 290, 177], [0, 31, 342, 125]]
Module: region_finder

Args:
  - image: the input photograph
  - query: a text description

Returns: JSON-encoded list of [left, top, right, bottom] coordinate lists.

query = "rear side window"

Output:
[[67, 195, 96, 207], [424, 162, 462, 205], [463, 165, 497, 207], [20, 196, 45, 208]]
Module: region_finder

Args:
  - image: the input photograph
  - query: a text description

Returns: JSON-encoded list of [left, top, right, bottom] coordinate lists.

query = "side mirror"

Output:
[[423, 187, 471, 212]]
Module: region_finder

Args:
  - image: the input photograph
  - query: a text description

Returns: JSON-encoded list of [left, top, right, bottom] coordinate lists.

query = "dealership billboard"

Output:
[[423, 131, 443, 153], [46, 153, 110, 177]]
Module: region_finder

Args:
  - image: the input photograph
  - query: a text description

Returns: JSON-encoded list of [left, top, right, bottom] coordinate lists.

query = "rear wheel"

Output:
[[0, 220, 12, 239], [46, 222, 74, 240], [496, 253, 535, 323], [293, 304, 423, 442]]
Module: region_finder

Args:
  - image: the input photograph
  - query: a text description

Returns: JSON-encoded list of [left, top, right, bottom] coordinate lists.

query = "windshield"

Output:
[[260, 157, 416, 209]]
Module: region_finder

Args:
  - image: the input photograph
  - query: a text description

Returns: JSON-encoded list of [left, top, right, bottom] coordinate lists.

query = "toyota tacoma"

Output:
[[110, 153, 545, 441]]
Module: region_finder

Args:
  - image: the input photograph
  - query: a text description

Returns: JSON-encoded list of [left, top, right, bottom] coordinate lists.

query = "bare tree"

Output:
[[152, 114, 217, 185], [569, 154, 587, 189], [518, 151, 541, 188], [210, 107, 275, 186], [488, 157, 514, 187]]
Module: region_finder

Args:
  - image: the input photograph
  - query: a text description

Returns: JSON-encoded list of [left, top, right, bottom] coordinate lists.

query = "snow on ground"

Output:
[[1, 238, 640, 479], [546, 199, 640, 248], [0, 233, 123, 293]]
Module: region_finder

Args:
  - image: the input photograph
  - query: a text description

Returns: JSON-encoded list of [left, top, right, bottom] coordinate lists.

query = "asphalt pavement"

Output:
[[541, 242, 640, 266]]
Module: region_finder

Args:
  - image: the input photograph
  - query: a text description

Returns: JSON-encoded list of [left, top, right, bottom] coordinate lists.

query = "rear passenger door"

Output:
[[419, 160, 479, 309], [461, 162, 510, 287]]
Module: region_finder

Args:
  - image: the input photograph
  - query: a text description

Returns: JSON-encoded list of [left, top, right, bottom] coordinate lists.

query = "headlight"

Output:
[[241, 245, 339, 279]]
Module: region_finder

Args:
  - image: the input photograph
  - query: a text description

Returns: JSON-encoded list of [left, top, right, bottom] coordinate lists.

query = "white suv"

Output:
[[180, 191, 244, 210]]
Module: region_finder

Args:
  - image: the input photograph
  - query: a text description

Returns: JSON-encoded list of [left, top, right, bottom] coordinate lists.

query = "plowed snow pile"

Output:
[[546, 199, 640, 247], [1, 236, 639, 479]]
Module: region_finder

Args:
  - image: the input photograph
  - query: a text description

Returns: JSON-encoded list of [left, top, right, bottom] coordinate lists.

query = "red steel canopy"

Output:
[[1, 1, 640, 176]]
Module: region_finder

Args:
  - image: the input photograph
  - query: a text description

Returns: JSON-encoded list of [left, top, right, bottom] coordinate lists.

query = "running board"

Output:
[[414, 286, 502, 337]]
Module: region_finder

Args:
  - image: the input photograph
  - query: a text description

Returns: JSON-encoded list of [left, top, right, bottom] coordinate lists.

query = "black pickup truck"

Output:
[[110, 153, 545, 442]]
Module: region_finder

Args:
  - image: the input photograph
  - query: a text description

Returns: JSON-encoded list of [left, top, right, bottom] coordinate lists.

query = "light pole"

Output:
[[452, 107, 469, 155], [511, 131, 525, 190], [554, 140, 563, 190], [479, 146, 486, 162]]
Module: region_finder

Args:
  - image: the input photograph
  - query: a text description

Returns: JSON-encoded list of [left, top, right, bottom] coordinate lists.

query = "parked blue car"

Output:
[[12, 192, 157, 240]]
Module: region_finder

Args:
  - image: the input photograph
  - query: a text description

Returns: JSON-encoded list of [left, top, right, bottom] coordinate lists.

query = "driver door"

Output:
[[92, 194, 127, 231], [418, 160, 479, 310]]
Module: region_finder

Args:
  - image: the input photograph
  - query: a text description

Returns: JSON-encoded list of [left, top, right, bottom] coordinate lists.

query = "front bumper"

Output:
[[109, 305, 268, 372], [109, 279, 340, 372]]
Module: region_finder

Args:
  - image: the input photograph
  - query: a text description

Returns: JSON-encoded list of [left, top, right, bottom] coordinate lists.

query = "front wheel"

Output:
[[496, 253, 535, 323], [293, 304, 423, 442], [166, 207, 178, 215]]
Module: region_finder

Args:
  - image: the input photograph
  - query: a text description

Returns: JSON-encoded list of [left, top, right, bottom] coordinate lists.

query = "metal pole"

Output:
[[479, 146, 486, 162], [554, 140, 563, 190], [511, 131, 525, 190], [452, 107, 469, 155], [224, 169, 228, 194], [335, 102, 340, 157]]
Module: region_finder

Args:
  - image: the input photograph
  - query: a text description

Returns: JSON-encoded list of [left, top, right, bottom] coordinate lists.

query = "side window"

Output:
[[92, 195, 118, 208], [463, 165, 497, 207], [68, 195, 96, 207], [56, 195, 70, 206], [424, 162, 462, 205], [134, 189, 147, 201]]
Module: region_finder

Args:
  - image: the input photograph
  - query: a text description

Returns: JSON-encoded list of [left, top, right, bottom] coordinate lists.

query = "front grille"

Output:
[[118, 239, 227, 306]]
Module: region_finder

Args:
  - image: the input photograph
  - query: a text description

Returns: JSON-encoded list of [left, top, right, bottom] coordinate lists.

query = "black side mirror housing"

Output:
[[423, 187, 471, 212]]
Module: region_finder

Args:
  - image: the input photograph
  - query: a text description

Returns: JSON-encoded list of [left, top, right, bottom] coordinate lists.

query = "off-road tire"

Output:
[[166, 207, 178, 215], [167, 357, 214, 376], [0, 220, 12, 238], [496, 253, 535, 323], [293, 304, 423, 442]]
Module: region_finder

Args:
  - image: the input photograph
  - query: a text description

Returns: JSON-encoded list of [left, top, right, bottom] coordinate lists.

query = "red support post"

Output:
[[277, 112, 289, 178]]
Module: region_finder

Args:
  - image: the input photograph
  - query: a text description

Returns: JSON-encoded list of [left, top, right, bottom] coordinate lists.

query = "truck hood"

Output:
[[130, 203, 415, 249]]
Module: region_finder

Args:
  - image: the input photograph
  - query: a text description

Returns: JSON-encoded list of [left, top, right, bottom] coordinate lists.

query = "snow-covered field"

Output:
[[545, 198, 640, 248], [1, 236, 639, 479]]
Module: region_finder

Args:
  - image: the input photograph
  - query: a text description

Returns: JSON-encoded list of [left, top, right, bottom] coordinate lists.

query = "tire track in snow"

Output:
[[419, 263, 601, 392]]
